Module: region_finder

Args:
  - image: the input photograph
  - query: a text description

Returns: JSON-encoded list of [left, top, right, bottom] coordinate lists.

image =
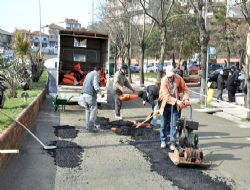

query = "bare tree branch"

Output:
[[139, 0, 160, 26]]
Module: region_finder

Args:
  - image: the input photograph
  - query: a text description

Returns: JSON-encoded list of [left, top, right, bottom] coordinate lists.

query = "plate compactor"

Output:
[[168, 105, 204, 166]]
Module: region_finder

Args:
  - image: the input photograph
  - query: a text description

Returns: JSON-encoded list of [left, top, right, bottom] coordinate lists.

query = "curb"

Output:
[[0, 76, 48, 169]]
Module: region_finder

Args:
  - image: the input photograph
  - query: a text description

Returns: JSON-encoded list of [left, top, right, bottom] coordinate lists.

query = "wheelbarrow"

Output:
[[51, 95, 73, 112]]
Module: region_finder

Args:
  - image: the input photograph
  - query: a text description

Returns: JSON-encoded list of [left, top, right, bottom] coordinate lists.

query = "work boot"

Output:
[[161, 142, 166, 149]]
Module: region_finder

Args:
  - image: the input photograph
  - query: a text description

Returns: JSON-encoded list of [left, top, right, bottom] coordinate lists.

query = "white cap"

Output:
[[165, 65, 174, 77]]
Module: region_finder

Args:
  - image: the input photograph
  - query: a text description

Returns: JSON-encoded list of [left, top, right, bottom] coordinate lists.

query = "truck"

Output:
[[57, 30, 109, 103]]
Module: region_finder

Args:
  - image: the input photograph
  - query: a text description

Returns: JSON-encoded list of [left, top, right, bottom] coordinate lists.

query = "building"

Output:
[[105, 0, 152, 25], [31, 31, 49, 48], [42, 23, 64, 47], [0, 28, 12, 48], [57, 18, 81, 30]]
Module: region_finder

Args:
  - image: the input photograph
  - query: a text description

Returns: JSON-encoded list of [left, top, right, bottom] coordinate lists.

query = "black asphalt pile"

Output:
[[96, 117, 157, 137], [96, 117, 133, 130], [53, 125, 79, 139], [47, 140, 83, 168]]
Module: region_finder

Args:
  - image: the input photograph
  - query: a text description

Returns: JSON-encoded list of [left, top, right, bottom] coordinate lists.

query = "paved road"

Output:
[[0, 68, 250, 190]]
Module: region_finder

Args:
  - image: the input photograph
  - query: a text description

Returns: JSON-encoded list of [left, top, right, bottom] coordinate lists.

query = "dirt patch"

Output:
[[53, 125, 79, 139], [46, 140, 83, 168]]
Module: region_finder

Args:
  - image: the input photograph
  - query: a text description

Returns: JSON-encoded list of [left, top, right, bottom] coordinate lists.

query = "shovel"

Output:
[[0, 110, 57, 150], [135, 111, 159, 128]]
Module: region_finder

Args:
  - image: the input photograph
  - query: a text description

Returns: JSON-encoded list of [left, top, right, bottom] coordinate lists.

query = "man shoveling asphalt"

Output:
[[137, 80, 161, 128]]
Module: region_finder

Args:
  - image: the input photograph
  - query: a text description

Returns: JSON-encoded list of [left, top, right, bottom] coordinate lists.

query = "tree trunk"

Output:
[[227, 46, 231, 66], [158, 26, 167, 80], [127, 44, 132, 83], [197, 1, 210, 103], [246, 63, 250, 118], [172, 53, 176, 68], [245, 29, 250, 118], [140, 44, 145, 86]]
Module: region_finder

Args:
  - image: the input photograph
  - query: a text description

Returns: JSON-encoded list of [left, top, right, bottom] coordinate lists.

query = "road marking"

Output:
[[214, 136, 221, 139], [239, 124, 250, 129]]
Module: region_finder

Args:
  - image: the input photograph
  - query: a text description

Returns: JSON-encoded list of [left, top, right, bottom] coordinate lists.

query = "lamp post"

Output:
[[205, 0, 209, 107], [39, 0, 42, 57]]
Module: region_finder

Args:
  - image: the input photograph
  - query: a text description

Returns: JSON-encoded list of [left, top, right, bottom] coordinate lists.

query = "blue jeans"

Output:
[[150, 101, 159, 127], [160, 104, 178, 145], [81, 93, 97, 129]]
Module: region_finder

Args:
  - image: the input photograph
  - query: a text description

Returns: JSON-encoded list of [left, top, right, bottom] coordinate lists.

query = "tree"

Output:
[[238, 0, 250, 118], [190, 0, 210, 102], [139, 0, 174, 79], [99, 1, 132, 81], [127, 0, 155, 86], [0, 60, 25, 98], [13, 30, 31, 90]]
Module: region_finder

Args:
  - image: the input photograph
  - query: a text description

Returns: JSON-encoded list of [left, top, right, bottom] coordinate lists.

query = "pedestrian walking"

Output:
[[216, 70, 225, 101], [138, 80, 161, 128], [113, 64, 135, 119], [227, 71, 237, 102], [175, 65, 184, 78], [80, 66, 103, 131], [158, 65, 189, 151]]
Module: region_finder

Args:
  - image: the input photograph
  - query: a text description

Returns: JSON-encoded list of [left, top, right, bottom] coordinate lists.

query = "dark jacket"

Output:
[[142, 85, 159, 109], [227, 75, 237, 91], [217, 74, 225, 90]]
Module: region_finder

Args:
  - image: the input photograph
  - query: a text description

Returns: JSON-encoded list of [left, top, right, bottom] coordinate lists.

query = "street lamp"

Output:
[[39, 0, 42, 57], [205, 0, 209, 107]]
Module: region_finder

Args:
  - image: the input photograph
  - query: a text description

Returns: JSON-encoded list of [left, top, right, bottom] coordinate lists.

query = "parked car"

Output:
[[144, 62, 157, 73], [208, 68, 230, 83], [130, 64, 139, 73], [208, 63, 223, 73], [188, 64, 200, 75], [208, 68, 244, 91]]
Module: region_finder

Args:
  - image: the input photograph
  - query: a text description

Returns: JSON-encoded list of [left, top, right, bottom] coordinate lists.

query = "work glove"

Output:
[[176, 100, 182, 106]]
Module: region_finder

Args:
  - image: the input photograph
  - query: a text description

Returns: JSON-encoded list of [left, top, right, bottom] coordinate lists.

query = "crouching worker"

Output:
[[159, 65, 189, 150], [138, 80, 161, 128], [81, 66, 103, 132]]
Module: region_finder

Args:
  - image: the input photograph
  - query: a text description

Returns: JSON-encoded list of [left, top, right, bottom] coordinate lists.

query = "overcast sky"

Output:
[[0, 0, 104, 33]]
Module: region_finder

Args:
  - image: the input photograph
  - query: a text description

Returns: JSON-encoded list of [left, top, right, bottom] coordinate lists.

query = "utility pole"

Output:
[[205, 0, 209, 107], [39, 0, 42, 57], [92, 0, 95, 26]]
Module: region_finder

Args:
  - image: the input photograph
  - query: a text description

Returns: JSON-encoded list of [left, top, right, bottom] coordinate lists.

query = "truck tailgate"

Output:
[[57, 85, 108, 103]]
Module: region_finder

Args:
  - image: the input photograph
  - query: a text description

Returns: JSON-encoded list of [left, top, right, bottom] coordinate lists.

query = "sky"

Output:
[[0, 0, 104, 33]]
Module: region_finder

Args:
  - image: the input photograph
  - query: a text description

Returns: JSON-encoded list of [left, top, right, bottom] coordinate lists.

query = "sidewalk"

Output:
[[132, 76, 250, 128]]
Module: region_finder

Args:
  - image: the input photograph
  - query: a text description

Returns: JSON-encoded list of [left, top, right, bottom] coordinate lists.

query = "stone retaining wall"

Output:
[[0, 86, 47, 169]]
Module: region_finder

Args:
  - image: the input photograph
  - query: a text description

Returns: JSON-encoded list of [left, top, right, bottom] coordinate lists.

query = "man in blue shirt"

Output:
[[81, 66, 103, 131]]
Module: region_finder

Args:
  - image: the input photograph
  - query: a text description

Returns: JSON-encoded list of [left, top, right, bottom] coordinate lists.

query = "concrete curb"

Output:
[[0, 75, 48, 169]]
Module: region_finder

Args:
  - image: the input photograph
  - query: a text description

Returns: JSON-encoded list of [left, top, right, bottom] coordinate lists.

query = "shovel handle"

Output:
[[135, 112, 159, 128], [0, 150, 19, 154]]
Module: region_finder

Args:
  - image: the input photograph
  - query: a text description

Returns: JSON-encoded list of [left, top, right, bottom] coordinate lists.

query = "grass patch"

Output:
[[241, 118, 250, 122], [132, 72, 159, 79], [0, 70, 48, 132]]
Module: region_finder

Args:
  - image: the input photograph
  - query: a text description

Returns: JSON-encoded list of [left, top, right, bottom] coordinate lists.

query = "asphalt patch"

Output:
[[97, 116, 234, 189], [46, 140, 83, 168], [53, 125, 79, 139]]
